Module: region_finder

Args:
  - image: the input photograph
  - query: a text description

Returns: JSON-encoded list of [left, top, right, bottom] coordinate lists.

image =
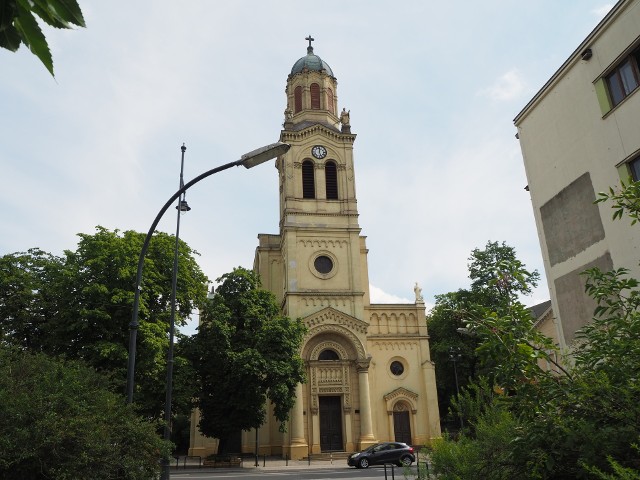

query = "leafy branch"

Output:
[[595, 179, 640, 225], [0, 0, 85, 76]]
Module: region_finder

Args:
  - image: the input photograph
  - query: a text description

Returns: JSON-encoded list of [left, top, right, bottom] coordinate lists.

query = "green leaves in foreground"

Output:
[[0, 0, 85, 76], [0, 347, 170, 480]]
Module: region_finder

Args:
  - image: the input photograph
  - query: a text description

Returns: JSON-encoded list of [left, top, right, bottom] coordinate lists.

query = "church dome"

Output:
[[291, 44, 334, 77]]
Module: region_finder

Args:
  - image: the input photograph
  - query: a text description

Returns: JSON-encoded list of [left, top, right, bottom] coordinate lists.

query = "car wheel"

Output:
[[399, 455, 413, 467], [359, 457, 369, 469]]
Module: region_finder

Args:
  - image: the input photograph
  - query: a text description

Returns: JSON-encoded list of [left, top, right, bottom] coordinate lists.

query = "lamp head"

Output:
[[176, 200, 191, 212], [240, 142, 291, 169]]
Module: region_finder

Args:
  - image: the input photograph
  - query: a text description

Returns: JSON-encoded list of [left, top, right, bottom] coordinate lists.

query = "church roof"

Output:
[[291, 39, 334, 77]]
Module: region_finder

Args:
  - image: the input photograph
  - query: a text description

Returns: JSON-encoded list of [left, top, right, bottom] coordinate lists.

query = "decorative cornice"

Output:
[[281, 210, 360, 218], [371, 341, 418, 351], [304, 307, 369, 334], [299, 239, 348, 248], [384, 387, 419, 414], [287, 291, 365, 297], [281, 123, 356, 142], [384, 387, 419, 402]]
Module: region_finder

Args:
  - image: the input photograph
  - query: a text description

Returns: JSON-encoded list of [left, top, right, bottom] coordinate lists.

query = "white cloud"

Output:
[[480, 69, 526, 101], [369, 284, 413, 304]]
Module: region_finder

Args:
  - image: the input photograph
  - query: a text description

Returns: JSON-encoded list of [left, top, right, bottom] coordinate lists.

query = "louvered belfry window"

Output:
[[302, 160, 315, 198], [325, 161, 338, 199], [326, 88, 334, 114], [294, 86, 303, 113], [310, 83, 321, 109]]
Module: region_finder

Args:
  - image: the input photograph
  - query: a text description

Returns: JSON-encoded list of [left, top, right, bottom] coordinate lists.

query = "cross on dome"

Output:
[[305, 35, 315, 53]]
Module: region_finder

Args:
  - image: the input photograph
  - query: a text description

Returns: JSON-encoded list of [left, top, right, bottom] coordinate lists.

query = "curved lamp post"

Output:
[[126, 141, 290, 405], [449, 346, 463, 429]]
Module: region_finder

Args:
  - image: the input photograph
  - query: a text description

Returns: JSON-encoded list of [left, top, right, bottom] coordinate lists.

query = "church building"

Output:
[[190, 39, 441, 459]]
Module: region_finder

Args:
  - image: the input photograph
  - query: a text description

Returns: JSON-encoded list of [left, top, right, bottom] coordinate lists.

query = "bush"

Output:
[[430, 407, 521, 480], [0, 347, 170, 479]]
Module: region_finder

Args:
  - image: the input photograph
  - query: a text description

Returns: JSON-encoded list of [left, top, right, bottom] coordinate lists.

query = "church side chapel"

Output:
[[189, 38, 441, 459]]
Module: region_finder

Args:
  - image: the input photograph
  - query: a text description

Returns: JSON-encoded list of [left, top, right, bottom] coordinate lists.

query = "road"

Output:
[[169, 465, 418, 480]]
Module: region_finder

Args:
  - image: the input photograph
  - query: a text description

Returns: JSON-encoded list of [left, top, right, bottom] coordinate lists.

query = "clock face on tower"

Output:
[[311, 145, 327, 159]]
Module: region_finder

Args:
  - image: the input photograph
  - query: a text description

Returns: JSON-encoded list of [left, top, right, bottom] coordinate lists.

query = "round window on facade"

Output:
[[390, 361, 405, 376], [314, 255, 333, 274], [309, 251, 338, 279]]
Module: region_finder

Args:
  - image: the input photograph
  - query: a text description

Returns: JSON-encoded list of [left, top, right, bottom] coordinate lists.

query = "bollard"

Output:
[[285, 453, 288, 466], [263, 454, 266, 467], [383, 463, 396, 480]]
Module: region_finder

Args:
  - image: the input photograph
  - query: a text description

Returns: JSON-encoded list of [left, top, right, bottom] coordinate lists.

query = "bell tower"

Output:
[[267, 37, 369, 323]]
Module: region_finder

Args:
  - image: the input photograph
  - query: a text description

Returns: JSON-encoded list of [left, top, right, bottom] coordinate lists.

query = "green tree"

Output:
[[0, 346, 170, 480], [427, 241, 542, 427], [190, 267, 306, 451], [427, 289, 480, 423], [0, 226, 209, 419], [0, 248, 64, 350], [429, 182, 640, 478], [0, 0, 85, 76], [468, 240, 540, 310]]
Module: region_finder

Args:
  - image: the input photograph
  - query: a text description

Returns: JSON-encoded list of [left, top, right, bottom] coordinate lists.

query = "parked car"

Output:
[[347, 442, 415, 468]]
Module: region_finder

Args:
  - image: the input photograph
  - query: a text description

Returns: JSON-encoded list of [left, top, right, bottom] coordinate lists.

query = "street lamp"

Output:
[[126, 141, 290, 404], [160, 144, 191, 480], [126, 142, 290, 478], [449, 346, 463, 429]]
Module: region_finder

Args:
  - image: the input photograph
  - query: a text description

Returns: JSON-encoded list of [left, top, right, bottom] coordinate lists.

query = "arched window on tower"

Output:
[[302, 160, 315, 199], [325, 161, 338, 199], [310, 83, 321, 109], [326, 87, 334, 114], [294, 86, 303, 113], [319, 349, 339, 361]]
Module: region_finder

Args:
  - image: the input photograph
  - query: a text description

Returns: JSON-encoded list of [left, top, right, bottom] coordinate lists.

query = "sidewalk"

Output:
[[171, 453, 430, 473], [171, 455, 350, 471]]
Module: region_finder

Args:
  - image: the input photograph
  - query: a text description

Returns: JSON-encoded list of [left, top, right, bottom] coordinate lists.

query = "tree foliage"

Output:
[[0, 346, 170, 480], [427, 241, 541, 425], [0, 0, 85, 76], [190, 267, 306, 447], [426, 289, 480, 422], [430, 183, 640, 478], [0, 226, 209, 419]]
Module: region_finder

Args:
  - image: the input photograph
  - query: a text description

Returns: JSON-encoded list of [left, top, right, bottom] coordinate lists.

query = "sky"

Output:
[[0, 1, 615, 334]]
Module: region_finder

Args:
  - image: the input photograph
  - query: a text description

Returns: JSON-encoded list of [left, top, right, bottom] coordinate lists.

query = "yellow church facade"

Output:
[[190, 40, 441, 459]]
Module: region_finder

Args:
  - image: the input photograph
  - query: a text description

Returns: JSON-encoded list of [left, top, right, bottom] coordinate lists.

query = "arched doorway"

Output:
[[319, 395, 343, 451], [303, 329, 363, 454], [393, 403, 412, 444]]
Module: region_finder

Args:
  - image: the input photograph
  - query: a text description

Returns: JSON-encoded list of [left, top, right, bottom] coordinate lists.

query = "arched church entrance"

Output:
[[304, 329, 365, 454], [319, 395, 343, 451], [393, 403, 412, 444], [384, 388, 419, 447]]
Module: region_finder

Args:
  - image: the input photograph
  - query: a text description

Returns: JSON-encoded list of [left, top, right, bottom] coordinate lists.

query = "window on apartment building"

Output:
[[606, 46, 640, 107], [629, 156, 640, 181]]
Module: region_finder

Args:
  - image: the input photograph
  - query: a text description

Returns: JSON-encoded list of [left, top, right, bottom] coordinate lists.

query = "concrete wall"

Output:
[[515, 0, 640, 347]]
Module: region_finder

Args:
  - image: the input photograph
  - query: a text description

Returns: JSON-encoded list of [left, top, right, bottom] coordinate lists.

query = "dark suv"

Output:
[[347, 442, 415, 468]]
